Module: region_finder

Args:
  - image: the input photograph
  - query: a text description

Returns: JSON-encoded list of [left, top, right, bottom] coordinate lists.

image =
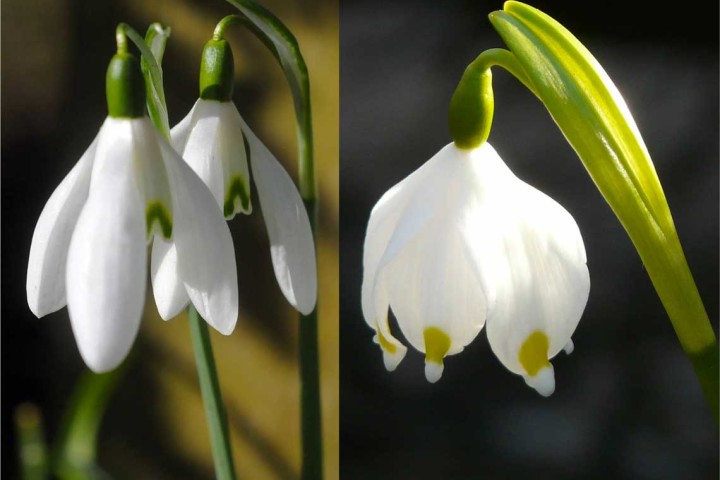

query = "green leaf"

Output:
[[117, 23, 171, 139], [223, 0, 315, 200], [490, 1, 717, 418]]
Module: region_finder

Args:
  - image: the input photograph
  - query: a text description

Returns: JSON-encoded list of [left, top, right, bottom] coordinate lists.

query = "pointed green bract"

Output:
[[143, 23, 172, 137], [490, 1, 717, 418]]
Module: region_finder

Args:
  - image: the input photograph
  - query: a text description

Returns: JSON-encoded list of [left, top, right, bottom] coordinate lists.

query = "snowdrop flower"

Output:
[[26, 50, 238, 373], [153, 36, 316, 315], [361, 142, 589, 396]]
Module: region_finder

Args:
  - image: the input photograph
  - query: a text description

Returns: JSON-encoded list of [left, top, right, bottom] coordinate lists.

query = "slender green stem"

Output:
[[449, 48, 539, 148], [215, 4, 322, 475], [53, 366, 127, 479], [188, 306, 236, 480]]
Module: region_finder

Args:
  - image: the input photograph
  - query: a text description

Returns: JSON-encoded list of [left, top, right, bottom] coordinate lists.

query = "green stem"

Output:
[[213, 5, 322, 475], [188, 306, 236, 480], [449, 48, 538, 149], [53, 366, 128, 479], [300, 200, 322, 480]]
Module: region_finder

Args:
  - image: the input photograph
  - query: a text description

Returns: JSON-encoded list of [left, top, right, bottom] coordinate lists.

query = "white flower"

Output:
[[158, 98, 317, 315], [26, 116, 238, 372], [361, 142, 589, 396]]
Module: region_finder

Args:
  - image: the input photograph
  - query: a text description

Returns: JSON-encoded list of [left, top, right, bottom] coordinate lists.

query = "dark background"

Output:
[[3, 0, 338, 478], [340, 1, 719, 479]]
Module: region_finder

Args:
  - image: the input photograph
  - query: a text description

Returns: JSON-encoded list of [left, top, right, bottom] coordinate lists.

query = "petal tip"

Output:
[[424, 361, 444, 383], [382, 346, 407, 372], [523, 364, 555, 397]]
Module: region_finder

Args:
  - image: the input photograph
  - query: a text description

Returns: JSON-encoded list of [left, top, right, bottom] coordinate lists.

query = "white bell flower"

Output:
[[155, 97, 317, 315], [26, 116, 239, 373], [361, 141, 589, 396]]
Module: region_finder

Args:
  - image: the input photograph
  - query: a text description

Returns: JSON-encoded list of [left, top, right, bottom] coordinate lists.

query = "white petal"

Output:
[[159, 139, 238, 334], [459, 143, 589, 385], [369, 271, 408, 371], [217, 102, 252, 217], [240, 116, 317, 315], [66, 120, 146, 373], [132, 117, 173, 240], [150, 237, 189, 319], [26, 137, 97, 317], [173, 99, 225, 209], [170, 100, 198, 154]]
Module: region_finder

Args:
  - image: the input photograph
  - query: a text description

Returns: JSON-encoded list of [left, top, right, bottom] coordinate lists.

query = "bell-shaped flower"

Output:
[[361, 142, 589, 396], [26, 52, 238, 373], [152, 36, 316, 316]]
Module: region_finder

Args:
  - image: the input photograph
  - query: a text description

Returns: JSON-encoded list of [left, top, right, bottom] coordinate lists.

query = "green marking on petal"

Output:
[[146, 201, 173, 239], [224, 175, 251, 218]]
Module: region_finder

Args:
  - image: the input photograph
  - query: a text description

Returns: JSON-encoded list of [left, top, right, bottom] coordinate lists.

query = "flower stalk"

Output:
[[216, 3, 322, 475], [189, 306, 237, 480]]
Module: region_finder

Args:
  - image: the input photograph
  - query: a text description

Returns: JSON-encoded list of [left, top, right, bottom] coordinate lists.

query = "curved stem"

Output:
[[189, 306, 237, 480], [115, 26, 127, 54], [215, 4, 322, 476], [449, 48, 539, 148]]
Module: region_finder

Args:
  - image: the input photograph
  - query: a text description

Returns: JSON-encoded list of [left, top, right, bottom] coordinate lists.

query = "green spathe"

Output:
[[105, 53, 145, 119], [200, 39, 235, 102], [491, 1, 718, 418]]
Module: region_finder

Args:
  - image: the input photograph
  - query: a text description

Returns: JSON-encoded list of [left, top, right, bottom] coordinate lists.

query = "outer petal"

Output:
[[66, 120, 146, 373], [386, 212, 487, 383], [27, 137, 97, 317], [240, 117, 317, 315], [159, 139, 239, 334], [172, 99, 225, 208], [460, 143, 590, 396], [170, 100, 198, 154], [150, 238, 190, 319]]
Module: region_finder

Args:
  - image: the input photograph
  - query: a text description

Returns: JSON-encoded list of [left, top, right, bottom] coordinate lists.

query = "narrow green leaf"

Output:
[[490, 1, 717, 417], [117, 23, 171, 139], [143, 23, 172, 136]]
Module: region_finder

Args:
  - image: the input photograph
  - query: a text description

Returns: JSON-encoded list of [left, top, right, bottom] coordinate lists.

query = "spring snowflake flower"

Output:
[[361, 142, 589, 396]]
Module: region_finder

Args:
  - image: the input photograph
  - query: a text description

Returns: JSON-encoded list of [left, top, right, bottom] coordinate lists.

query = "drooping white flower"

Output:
[[155, 97, 317, 316], [361, 141, 589, 396], [26, 116, 239, 373]]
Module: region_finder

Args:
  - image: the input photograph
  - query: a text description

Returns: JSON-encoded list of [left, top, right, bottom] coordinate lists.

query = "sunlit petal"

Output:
[[26, 137, 97, 317], [240, 116, 317, 315], [160, 139, 239, 334], [66, 120, 146, 373]]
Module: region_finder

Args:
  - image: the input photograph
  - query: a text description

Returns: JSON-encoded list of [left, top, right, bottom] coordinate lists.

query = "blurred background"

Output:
[[340, 1, 718, 479], [3, 0, 338, 478]]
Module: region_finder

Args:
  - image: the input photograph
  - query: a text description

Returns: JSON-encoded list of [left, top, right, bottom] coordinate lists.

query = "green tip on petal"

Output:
[[199, 39, 235, 102], [146, 202, 173, 239], [106, 53, 146, 118], [223, 176, 251, 218]]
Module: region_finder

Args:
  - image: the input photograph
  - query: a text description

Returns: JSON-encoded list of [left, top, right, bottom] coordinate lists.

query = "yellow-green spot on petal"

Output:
[[376, 323, 397, 354], [146, 201, 172, 239], [519, 330, 550, 377], [424, 327, 451, 365], [224, 175, 251, 218]]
